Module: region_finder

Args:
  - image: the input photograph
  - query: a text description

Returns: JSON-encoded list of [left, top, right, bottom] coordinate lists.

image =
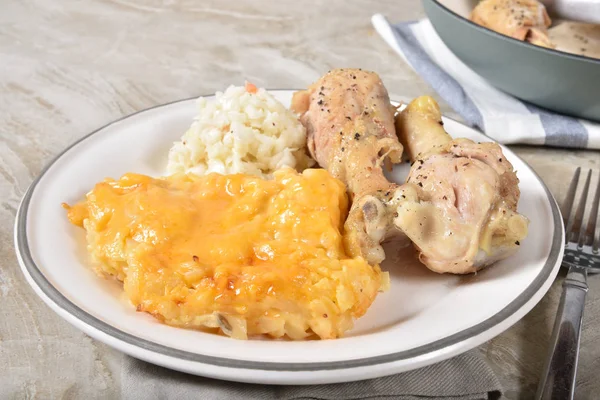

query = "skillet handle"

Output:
[[536, 266, 588, 400]]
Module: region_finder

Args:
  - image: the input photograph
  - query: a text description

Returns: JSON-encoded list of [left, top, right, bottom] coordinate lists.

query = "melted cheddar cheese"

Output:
[[65, 168, 384, 340]]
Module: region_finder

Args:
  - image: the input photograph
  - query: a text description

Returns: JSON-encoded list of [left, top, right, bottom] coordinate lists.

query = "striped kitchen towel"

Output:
[[372, 15, 600, 149]]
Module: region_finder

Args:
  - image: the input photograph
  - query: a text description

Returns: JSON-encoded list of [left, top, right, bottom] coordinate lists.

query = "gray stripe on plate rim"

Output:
[[15, 93, 563, 372]]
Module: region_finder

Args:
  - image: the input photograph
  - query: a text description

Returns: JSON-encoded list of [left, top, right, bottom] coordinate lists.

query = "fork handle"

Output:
[[536, 267, 588, 400]]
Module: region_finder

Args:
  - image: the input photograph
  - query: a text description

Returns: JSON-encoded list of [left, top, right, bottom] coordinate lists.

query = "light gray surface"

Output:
[[0, 0, 599, 399]]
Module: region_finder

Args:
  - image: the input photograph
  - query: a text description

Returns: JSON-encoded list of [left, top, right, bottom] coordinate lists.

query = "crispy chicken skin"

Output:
[[395, 96, 529, 274], [292, 69, 406, 264], [470, 0, 554, 48]]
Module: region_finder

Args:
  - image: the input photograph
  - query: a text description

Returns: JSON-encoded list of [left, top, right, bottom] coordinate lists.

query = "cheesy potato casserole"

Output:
[[65, 168, 385, 340]]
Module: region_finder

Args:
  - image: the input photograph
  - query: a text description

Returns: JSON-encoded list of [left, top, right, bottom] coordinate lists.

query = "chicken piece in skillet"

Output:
[[470, 0, 554, 48]]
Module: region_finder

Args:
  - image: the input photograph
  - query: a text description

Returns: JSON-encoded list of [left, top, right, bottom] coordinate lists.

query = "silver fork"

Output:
[[537, 168, 600, 400]]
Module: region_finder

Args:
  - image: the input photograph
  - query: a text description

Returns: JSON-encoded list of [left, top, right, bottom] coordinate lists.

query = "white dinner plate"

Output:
[[14, 90, 564, 385]]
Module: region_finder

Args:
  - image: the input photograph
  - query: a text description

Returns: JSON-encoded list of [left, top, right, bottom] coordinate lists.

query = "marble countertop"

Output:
[[1, 0, 598, 398]]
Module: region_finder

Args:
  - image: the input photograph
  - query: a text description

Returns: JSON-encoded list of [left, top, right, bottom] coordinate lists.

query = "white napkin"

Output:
[[372, 14, 600, 149]]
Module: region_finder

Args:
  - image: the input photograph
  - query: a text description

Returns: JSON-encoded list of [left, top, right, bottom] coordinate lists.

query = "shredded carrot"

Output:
[[245, 81, 258, 94]]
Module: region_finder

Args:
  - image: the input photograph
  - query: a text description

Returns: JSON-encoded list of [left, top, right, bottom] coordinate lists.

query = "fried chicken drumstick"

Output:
[[293, 69, 529, 274]]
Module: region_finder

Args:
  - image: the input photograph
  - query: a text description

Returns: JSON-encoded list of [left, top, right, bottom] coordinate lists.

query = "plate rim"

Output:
[[14, 92, 564, 372]]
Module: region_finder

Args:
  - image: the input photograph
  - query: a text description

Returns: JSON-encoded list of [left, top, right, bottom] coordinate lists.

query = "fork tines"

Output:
[[562, 167, 600, 252]]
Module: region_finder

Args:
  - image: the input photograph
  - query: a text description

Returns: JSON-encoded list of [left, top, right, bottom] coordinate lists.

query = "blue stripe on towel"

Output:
[[391, 23, 485, 130], [525, 104, 588, 148]]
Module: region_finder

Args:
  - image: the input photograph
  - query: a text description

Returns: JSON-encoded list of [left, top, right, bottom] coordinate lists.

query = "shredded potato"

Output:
[[65, 168, 386, 340]]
